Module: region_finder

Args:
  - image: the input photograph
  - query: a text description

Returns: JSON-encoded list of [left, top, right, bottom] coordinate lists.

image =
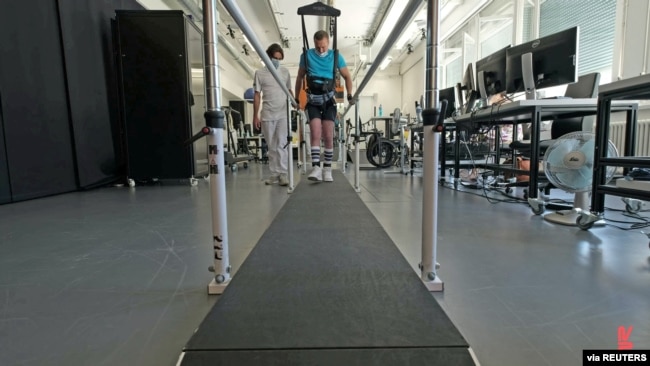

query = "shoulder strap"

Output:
[[301, 15, 311, 73], [330, 16, 337, 80]]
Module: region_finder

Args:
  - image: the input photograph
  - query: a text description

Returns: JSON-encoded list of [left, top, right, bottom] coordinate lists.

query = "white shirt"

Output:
[[253, 66, 292, 121]]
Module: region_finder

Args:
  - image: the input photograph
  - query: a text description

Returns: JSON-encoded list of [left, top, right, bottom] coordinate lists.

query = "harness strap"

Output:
[[299, 4, 340, 98], [301, 15, 310, 72], [331, 16, 338, 80]]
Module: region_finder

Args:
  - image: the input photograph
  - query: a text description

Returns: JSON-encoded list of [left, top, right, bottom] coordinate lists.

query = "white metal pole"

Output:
[[421, 0, 443, 292], [204, 0, 230, 294], [339, 117, 345, 173], [286, 96, 294, 193], [400, 124, 406, 174], [354, 102, 361, 192], [301, 110, 308, 174]]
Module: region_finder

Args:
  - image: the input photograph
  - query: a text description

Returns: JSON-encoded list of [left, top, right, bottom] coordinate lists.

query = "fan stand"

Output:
[[543, 191, 605, 226]]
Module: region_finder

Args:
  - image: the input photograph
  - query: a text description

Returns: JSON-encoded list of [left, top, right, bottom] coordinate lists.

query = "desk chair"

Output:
[[507, 72, 600, 197]]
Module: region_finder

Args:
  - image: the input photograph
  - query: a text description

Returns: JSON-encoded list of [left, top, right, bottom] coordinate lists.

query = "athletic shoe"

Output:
[[264, 175, 279, 185], [323, 167, 333, 182], [308, 166, 322, 182], [279, 174, 289, 186]]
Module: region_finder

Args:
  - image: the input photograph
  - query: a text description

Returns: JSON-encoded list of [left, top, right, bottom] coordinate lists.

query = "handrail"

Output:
[[220, 0, 298, 106], [342, 0, 426, 118]]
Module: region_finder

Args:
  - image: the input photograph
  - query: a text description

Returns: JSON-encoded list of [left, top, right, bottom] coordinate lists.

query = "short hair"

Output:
[[266, 43, 284, 60], [313, 30, 329, 41]]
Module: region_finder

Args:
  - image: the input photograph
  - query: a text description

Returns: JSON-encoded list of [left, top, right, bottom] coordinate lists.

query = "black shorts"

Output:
[[306, 99, 337, 122]]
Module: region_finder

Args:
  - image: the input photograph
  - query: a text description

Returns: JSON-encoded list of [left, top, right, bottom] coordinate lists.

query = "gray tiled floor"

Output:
[[0, 163, 648, 366]]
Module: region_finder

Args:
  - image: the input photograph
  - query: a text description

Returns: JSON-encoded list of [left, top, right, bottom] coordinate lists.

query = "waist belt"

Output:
[[307, 91, 335, 106], [307, 76, 334, 95]]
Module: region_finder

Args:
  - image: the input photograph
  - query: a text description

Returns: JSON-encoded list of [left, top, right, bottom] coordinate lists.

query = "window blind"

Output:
[[540, 0, 616, 75]]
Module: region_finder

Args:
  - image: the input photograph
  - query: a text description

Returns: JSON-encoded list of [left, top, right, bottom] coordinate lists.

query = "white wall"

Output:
[[359, 71, 403, 115], [613, 0, 650, 80], [400, 41, 426, 118], [610, 0, 650, 123]]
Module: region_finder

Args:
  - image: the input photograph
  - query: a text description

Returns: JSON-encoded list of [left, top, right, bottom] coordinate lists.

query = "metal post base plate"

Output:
[[208, 278, 230, 295], [422, 276, 444, 292]]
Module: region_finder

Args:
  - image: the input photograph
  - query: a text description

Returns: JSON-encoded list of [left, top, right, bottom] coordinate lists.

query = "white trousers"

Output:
[[261, 118, 288, 176]]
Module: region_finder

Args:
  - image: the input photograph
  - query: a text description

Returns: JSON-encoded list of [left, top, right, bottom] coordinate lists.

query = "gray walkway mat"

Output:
[[182, 171, 472, 364]]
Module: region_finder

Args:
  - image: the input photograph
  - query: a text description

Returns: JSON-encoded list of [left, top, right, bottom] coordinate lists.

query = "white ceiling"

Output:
[[137, 0, 439, 79], [249, 0, 389, 68]]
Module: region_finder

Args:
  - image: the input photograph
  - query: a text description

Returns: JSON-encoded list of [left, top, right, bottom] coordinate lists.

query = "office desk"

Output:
[[450, 99, 638, 203], [588, 74, 649, 224]]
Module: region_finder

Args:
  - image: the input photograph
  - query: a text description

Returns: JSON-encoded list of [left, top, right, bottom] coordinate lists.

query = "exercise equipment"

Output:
[[243, 87, 254, 103], [223, 107, 254, 171]]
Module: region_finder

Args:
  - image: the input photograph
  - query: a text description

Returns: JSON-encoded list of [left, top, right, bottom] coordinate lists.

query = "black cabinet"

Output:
[[116, 10, 206, 182]]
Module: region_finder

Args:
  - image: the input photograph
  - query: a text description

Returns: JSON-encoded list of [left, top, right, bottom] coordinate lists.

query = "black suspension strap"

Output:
[[301, 14, 310, 72], [330, 15, 338, 82]]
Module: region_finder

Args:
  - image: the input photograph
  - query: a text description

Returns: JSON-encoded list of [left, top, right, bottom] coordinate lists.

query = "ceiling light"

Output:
[[379, 57, 392, 70]]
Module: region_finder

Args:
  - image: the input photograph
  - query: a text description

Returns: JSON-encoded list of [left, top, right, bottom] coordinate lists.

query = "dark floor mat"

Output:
[[182, 171, 472, 364]]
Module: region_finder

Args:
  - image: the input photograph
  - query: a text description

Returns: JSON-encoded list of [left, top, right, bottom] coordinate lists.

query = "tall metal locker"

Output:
[[115, 10, 206, 184]]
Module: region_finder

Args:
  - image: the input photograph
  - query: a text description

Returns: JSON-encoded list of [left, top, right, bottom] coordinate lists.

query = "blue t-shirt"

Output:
[[299, 49, 347, 80]]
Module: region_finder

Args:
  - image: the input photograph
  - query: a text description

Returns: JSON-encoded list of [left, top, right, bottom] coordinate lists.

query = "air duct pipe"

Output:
[[217, 33, 255, 78], [342, 0, 425, 117], [221, 0, 296, 104], [178, 0, 255, 79]]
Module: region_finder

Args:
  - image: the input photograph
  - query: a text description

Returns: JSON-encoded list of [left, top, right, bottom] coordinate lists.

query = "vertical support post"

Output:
[[287, 95, 295, 193], [421, 0, 443, 292], [354, 102, 361, 192], [204, 0, 231, 294], [302, 110, 308, 174], [340, 113, 346, 173], [399, 124, 406, 174]]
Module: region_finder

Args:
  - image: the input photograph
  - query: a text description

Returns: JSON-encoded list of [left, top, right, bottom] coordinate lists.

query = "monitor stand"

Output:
[[465, 90, 478, 114], [455, 83, 463, 112], [522, 52, 537, 100]]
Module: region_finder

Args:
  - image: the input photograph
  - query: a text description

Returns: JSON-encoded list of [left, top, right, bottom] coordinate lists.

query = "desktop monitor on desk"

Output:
[[456, 62, 478, 114], [476, 45, 511, 106], [506, 26, 579, 100], [438, 86, 456, 118]]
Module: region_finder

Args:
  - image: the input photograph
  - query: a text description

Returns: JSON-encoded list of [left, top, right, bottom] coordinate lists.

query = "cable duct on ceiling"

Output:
[[178, 0, 255, 79]]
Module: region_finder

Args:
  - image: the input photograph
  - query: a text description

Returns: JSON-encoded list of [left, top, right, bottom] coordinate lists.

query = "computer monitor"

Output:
[[463, 62, 475, 91], [456, 62, 478, 113], [476, 45, 511, 105], [438, 86, 456, 118], [505, 26, 579, 99]]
